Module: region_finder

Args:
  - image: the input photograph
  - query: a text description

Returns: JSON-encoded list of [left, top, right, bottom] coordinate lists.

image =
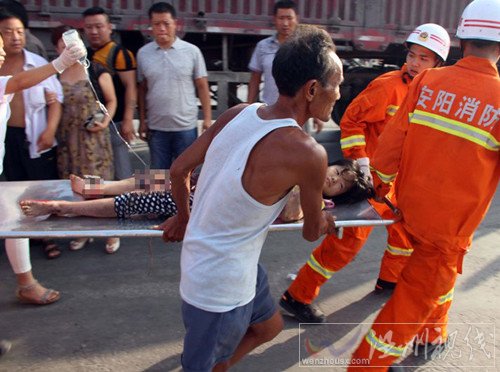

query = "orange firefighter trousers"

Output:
[[347, 233, 464, 371], [288, 192, 411, 304]]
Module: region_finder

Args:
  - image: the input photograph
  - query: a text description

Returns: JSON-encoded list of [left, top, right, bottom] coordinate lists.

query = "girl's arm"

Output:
[[278, 186, 304, 222], [71, 175, 136, 198]]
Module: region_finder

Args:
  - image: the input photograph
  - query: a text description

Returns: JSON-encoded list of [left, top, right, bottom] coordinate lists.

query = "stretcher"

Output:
[[0, 180, 396, 239]]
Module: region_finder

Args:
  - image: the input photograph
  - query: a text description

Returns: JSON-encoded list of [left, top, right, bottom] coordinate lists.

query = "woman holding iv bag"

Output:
[[49, 26, 118, 253]]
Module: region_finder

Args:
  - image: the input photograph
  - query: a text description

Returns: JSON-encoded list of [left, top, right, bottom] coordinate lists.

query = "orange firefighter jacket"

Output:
[[371, 56, 500, 249], [340, 65, 412, 159]]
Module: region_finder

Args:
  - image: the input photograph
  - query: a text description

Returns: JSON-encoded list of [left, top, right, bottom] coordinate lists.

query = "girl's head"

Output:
[[323, 158, 374, 204], [51, 25, 72, 53]]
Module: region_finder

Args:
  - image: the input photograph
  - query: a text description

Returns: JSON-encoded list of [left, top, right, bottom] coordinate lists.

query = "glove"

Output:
[[373, 176, 392, 200], [357, 157, 373, 185], [52, 44, 87, 74]]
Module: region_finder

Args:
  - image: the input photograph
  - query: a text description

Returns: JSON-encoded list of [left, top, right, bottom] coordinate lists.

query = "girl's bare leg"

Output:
[[19, 198, 117, 218]]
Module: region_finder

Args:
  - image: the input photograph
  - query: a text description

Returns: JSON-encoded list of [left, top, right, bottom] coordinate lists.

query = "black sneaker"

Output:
[[0, 340, 11, 357], [413, 341, 448, 359], [388, 366, 407, 371], [279, 291, 326, 323], [374, 278, 397, 294]]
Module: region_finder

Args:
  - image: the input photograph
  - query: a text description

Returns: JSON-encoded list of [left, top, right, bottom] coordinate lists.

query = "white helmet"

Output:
[[456, 0, 500, 42], [406, 23, 451, 61]]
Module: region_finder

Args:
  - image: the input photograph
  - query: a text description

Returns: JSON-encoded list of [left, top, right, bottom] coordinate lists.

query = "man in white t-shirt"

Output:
[[0, 11, 63, 181]]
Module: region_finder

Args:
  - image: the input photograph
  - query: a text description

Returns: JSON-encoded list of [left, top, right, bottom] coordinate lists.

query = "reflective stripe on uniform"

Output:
[[340, 135, 366, 150], [386, 105, 399, 116], [306, 254, 336, 279], [372, 168, 396, 184], [437, 288, 454, 305], [365, 329, 406, 357], [411, 110, 499, 151], [386, 244, 414, 256]]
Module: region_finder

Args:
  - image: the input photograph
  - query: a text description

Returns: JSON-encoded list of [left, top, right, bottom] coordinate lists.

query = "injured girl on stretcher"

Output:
[[19, 159, 373, 223]]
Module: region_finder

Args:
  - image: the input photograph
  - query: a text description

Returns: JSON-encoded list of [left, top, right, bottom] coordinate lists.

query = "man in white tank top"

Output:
[[162, 26, 343, 371]]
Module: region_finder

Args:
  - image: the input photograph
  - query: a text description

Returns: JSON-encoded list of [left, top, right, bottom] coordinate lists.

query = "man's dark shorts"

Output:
[[181, 264, 277, 372]]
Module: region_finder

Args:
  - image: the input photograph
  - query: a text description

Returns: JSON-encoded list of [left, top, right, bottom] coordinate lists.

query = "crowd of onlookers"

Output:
[[0, 0, 304, 303], [0, 1, 214, 258], [0, 0, 218, 324]]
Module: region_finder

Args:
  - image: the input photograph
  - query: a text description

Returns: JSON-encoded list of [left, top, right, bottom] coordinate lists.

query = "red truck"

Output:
[[21, 0, 469, 118]]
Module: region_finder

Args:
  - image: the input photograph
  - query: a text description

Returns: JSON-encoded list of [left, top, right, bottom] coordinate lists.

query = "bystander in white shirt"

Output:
[[20, 49, 63, 159]]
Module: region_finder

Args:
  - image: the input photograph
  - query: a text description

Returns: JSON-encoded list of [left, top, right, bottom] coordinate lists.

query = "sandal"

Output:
[[105, 238, 120, 254], [69, 237, 94, 251], [16, 281, 60, 305], [42, 239, 61, 259]]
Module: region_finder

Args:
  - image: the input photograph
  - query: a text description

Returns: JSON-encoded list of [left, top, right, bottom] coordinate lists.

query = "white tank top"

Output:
[[180, 103, 299, 312]]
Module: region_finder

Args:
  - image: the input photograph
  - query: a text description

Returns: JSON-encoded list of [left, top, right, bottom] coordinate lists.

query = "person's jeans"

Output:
[[110, 122, 133, 180], [148, 128, 198, 169]]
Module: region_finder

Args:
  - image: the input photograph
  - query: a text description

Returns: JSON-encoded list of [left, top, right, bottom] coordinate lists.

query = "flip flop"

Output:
[[69, 238, 94, 251], [0, 340, 11, 357], [105, 238, 120, 254]]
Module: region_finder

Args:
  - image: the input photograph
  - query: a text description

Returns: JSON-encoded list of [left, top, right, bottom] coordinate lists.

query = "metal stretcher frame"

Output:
[[0, 180, 396, 239]]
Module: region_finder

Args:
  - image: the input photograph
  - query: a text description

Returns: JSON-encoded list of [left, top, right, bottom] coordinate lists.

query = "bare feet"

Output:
[[19, 200, 59, 217]]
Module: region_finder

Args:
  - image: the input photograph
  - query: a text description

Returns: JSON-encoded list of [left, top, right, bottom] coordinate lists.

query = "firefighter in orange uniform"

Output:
[[349, 0, 500, 369], [280, 23, 451, 323]]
